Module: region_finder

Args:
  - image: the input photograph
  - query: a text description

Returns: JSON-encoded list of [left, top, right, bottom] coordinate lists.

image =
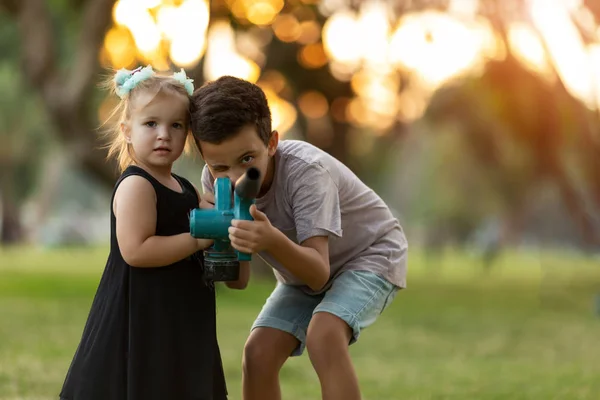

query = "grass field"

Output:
[[1, 246, 599, 400]]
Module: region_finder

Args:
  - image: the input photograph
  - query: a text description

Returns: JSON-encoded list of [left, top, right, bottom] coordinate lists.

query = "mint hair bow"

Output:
[[114, 65, 194, 98], [172, 69, 195, 96], [114, 65, 155, 99]]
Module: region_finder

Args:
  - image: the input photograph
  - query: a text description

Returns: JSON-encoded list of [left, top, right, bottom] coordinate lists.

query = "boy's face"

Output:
[[198, 125, 278, 195]]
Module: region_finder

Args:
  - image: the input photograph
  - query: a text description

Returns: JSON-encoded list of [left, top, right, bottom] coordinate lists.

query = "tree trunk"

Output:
[[26, 153, 67, 243], [0, 169, 23, 245]]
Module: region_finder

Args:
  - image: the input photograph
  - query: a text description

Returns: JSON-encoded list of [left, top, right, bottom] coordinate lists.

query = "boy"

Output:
[[190, 76, 407, 400]]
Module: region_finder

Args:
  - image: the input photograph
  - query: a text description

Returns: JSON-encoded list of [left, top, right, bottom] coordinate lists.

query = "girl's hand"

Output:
[[228, 205, 277, 254], [195, 192, 214, 250], [200, 192, 215, 209]]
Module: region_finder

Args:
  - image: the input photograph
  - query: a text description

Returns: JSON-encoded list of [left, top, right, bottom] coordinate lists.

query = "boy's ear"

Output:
[[268, 130, 279, 156], [120, 122, 131, 143]]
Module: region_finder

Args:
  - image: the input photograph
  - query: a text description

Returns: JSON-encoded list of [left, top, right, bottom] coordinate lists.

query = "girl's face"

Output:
[[122, 90, 189, 174]]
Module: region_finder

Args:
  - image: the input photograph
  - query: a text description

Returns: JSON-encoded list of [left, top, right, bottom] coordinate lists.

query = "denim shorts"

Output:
[[250, 270, 399, 356]]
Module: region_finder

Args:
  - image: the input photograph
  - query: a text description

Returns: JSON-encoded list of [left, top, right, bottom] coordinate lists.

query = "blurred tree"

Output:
[[1, 0, 599, 254], [0, 63, 51, 244], [426, 19, 600, 249], [207, 1, 363, 172], [0, 0, 119, 187]]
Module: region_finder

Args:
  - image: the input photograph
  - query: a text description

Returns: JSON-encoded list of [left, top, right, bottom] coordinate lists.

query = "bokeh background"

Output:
[[1, 0, 600, 399]]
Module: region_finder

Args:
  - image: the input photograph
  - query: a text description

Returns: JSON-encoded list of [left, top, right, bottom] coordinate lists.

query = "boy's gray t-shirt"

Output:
[[201, 139, 407, 294]]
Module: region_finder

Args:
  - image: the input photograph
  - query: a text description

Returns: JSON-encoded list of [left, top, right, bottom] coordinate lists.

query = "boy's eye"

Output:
[[241, 155, 254, 164], [172, 122, 183, 129], [145, 121, 157, 127]]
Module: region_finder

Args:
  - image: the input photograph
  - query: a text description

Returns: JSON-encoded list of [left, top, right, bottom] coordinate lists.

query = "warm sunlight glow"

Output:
[[247, 2, 278, 25], [128, 9, 161, 53], [260, 87, 298, 135], [351, 69, 399, 116], [358, 1, 392, 69], [322, 1, 408, 130], [298, 91, 329, 119], [323, 2, 392, 70], [389, 11, 496, 90], [155, 6, 179, 40], [103, 26, 137, 69], [109, 0, 209, 68], [297, 21, 322, 45], [168, 0, 210, 67], [397, 85, 429, 123], [272, 14, 302, 42], [138, 0, 162, 9], [229, 0, 284, 25], [529, 0, 597, 109], [203, 21, 261, 83], [104, 0, 600, 133], [507, 23, 554, 81], [347, 69, 400, 132], [322, 10, 363, 69], [589, 44, 600, 110], [447, 0, 479, 17], [113, 0, 134, 26], [298, 43, 329, 69], [170, 36, 205, 68]]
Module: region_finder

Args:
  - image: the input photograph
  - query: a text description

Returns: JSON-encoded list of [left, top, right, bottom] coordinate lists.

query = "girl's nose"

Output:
[[157, 126, 170, 140]]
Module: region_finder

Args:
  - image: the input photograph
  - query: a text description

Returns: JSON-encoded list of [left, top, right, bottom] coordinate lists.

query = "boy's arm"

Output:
[[231, 206, 330, 290], [267, 229, 330, 291], [230, 164, 341, 291]]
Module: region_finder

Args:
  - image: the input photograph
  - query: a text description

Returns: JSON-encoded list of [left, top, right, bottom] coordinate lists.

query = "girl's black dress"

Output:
[[59, 165, 227, 400]]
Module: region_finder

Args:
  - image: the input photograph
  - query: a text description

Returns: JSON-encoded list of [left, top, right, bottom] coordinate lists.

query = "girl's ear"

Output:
[[121, 122, 131, 143], [268, 130, 279, 156]]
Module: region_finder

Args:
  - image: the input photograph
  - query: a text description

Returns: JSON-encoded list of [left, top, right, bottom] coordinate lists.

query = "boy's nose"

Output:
[[228, 173, 242, 185]]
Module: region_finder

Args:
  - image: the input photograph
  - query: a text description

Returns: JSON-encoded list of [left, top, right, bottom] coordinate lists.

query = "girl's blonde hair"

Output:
[[100, 66, 196, 172]]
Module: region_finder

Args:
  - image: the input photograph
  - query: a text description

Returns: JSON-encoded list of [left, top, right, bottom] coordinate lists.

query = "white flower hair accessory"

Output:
[[114, 65, 155, 99], [172, 69, 194, 96]]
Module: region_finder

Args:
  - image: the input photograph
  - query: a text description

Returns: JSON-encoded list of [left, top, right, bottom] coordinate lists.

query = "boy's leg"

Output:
[[243, 283, 322, 400], [242, 327, 298, 400], [306, 270, 398, 400]]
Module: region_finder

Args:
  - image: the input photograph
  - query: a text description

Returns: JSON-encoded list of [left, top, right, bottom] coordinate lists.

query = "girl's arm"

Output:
[[114, 175, 212, 268]]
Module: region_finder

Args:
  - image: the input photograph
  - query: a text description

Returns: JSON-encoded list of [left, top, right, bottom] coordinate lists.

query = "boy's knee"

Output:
[[306, 312, 352, 361], [243, 336, 271, 376], [243, 328, 296, 376]]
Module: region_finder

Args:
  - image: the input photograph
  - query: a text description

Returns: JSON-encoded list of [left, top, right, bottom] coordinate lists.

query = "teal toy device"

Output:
[[189, 167, 261, 281]]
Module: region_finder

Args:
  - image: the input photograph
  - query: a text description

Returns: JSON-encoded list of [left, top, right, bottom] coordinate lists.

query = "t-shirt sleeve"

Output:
[[200, 164, 214, 194], [288, 163, 342, 243]]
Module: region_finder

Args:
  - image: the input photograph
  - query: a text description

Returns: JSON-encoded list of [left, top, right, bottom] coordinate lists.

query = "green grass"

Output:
[[1, 246, 599, 399]]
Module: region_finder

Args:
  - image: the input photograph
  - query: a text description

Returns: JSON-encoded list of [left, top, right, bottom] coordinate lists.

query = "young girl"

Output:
[[59, 65, 228, 400]]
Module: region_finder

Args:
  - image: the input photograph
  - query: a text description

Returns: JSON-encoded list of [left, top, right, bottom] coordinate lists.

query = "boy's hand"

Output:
[[229, 205, 277, 254]]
